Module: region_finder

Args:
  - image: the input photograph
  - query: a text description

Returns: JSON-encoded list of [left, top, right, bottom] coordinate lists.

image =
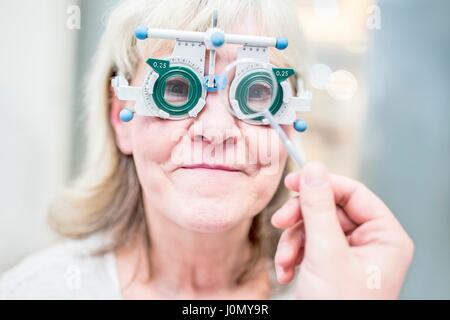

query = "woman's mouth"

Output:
[[179, 163, 245, 173]]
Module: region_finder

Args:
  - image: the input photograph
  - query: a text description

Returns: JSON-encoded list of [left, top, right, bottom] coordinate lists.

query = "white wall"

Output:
[[361, 0, 450, 299], [0, 0, 78, 272]]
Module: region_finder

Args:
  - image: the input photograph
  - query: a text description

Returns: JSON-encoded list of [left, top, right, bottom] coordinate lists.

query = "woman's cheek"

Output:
[[242, 126, 288, 212], [131, 118, 184, 163], [244, 126, 287, 176]]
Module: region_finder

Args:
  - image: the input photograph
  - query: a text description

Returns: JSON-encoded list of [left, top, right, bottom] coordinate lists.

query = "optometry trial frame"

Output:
[[111, 11, 312, 167]]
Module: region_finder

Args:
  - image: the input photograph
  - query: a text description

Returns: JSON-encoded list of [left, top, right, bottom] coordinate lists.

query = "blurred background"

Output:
[[0, 0, 449, 299]]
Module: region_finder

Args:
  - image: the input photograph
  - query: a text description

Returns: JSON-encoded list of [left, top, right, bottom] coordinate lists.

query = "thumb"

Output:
[[300, 162, 348, 255]]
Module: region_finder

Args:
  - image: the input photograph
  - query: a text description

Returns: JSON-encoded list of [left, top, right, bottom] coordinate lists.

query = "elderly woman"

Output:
[[0, 0, 413, 299]]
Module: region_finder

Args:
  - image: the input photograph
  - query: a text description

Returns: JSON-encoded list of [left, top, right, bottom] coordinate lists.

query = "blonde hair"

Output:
[[49, 0, 309, 285]]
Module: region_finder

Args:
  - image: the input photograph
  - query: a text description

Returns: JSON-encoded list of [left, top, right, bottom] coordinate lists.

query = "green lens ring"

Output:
[[234, 71, 283, 122], [153, 66, 202, 116]]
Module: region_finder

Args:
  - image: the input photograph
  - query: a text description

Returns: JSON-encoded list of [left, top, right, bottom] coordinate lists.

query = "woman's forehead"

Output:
[[140, 17, 280, 64], [213, 44, 239, 65]]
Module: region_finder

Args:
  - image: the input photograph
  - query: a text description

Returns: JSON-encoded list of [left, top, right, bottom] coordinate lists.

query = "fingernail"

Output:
[[302, 162, 328, 188]]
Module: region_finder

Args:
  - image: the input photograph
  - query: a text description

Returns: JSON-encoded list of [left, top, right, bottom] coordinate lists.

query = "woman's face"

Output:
[[113, 36, 292, 233]]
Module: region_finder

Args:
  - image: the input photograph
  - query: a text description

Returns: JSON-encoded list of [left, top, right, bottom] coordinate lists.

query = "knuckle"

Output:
[[395, 230, 415, 263], [404, 235, 415, 258]]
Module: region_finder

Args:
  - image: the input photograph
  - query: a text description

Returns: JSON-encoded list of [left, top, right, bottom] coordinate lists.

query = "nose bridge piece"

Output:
[[203, 73, 227, 92]]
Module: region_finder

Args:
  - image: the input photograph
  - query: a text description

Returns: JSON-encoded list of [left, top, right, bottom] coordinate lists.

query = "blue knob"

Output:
[[293, 119, 307, 132], [135, 26, 148, 40], [120, 108, 134, 122], [211, 31, 225, 47], [275, 37, 288, 50]]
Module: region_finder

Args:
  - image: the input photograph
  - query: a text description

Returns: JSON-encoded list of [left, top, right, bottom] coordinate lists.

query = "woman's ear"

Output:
[[110, 86, 133, 155]]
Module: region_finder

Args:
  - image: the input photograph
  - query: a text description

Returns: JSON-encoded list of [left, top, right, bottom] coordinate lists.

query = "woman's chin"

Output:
[[170, 168, 247, 195], [172, 199, 244, 234]]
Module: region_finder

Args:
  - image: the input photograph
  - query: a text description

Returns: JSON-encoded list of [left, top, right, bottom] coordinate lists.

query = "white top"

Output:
[[0, 234, 296, 300]]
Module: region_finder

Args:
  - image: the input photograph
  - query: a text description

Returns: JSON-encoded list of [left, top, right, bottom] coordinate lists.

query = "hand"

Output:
[[271, 162, 414, 299]]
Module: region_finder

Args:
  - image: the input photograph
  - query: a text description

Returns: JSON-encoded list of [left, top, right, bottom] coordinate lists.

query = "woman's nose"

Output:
[[188, 93, 241, 145]]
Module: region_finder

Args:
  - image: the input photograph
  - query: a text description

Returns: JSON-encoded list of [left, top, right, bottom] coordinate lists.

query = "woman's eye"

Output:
[[165, 79, 189, 97], [164, 77, 190, 106], [248, 83, 272, 101]]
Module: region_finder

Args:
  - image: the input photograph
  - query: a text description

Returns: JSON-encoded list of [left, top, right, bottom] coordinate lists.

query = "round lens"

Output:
[[246, 80, 273, 112], [163, 75, 190, 106], [218, 58, 280, 124]]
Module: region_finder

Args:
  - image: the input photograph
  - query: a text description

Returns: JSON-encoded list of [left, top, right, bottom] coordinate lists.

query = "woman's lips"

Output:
[[179, 163, 245, 173]]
